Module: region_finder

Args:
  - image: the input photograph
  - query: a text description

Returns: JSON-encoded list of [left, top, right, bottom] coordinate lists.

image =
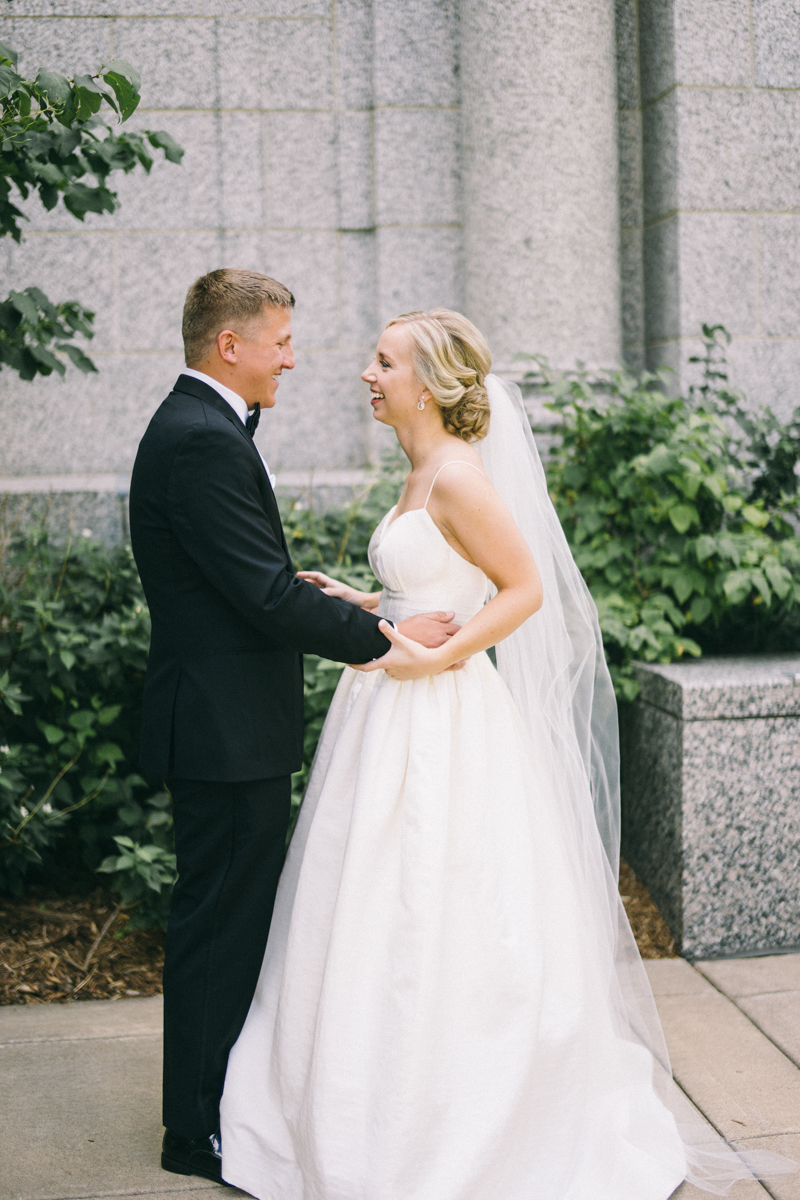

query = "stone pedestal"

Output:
[[620, 656, 800, 960]]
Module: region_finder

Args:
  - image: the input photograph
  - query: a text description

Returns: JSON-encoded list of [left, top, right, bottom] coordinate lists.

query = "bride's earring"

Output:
[[418, 395, 426, 410]]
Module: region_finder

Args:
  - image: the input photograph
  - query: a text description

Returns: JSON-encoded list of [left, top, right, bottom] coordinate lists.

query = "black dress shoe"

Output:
[[161, 1128, 229, 1184]]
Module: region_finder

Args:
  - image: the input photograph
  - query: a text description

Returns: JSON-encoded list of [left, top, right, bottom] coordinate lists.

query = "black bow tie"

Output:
[[245, 403, 260, 436]]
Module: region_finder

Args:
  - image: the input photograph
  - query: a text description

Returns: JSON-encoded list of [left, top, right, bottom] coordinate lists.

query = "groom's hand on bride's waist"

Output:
[[396, 611, 460, 648]]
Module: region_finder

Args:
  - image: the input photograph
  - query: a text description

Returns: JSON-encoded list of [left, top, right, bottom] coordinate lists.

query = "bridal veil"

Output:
[[479, 374, 795, 1194]]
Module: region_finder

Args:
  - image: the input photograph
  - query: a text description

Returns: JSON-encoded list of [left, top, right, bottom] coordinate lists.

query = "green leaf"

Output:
[[72, 74, 105, 120], [9, 290, 42, 325], [702, 474, 725, 501], [641, 443, 674, 476], [94, 741, 125, 767], [146, 129, 185, 164], [669, 570, 696, 605], [722, 494, 743, 513], [764, 560, 792, 600], [723, 569, 752, 604], [37, 721, 66, 745], [69, 710, 96, 731], [96, 703, 122, 726], [62, 182, 117, 221], [34, 68, 73, 109], [100, 60, 141, 121], [751, 570, 771, 606], [100, 58, 141, 94], [0, 63, 22, 99], [742, 504, 770, 528], [669, 504, 699, 534], [57, 342, 98, 374], [59, 649, 76, 670], [690, 595, 712, 623], [28, 343, 65, 375], [0, 40, 19, 67], [695, 534, 716, 562]]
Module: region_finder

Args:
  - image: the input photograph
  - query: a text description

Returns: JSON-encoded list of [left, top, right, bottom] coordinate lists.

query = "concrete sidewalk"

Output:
[[1, 956, 799, 1200]]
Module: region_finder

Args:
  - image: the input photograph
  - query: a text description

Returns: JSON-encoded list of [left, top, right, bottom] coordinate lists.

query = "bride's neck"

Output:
[[395, 420, 453, 471]]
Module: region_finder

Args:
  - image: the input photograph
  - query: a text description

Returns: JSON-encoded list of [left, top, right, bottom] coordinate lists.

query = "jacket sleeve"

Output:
[[167, 422, 391, 663]]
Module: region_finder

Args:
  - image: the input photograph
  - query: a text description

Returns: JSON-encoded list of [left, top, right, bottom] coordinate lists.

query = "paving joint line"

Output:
[[27, 1188, 223, 1200], [0, 1033, 160, 1047], [693, 967, 800, 1073], [670, 1076, 768, 1191]]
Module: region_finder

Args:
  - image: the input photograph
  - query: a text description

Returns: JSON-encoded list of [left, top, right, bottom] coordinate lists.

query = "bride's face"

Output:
[[362, 325, 423, 427]]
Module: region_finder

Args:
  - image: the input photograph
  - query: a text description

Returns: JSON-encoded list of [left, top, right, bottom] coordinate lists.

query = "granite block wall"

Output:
[[634, 0, 800, 416], [0, 0, 464, 516], [0, 0, 626, 528], [4, 0, 799, 522]]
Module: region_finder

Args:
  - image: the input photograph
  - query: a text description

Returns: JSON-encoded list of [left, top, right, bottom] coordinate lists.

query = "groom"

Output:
[[129, 268, 458, 1183]]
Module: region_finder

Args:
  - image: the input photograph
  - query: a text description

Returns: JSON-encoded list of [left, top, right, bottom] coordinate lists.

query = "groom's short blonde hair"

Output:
[[182, 268, 295, 366]]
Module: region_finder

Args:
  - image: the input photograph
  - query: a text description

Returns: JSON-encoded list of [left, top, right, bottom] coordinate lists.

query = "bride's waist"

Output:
[[377, 591, 482, 628]]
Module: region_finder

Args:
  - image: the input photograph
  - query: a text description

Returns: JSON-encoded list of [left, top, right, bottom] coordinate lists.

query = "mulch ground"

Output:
[[0, 860, 675, 1006], [0, 886, 165, 1005], [619, 859, 677, 958]]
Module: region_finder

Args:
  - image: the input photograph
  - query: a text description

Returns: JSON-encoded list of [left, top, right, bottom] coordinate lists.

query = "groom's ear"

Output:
[[215, 328, 240, 364]]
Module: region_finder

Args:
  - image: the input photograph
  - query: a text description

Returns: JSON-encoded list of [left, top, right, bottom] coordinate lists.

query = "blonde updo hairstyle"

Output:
[[387, 308, 492, 442]]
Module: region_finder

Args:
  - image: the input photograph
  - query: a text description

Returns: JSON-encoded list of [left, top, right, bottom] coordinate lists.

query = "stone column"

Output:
[[459, 0, 622, 371], [639, 0, 800, 415]]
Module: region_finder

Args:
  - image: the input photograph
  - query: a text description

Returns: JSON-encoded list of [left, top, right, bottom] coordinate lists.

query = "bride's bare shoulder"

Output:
[[427, 451, 497, 510]]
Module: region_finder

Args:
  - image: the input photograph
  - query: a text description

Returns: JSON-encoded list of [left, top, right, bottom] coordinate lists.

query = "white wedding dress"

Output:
[[220, 473, 689, 1200]]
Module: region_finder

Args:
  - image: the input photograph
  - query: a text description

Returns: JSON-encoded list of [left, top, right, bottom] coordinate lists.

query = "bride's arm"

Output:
[[360, 468, 543, 680], [297, 570, 381, 610]]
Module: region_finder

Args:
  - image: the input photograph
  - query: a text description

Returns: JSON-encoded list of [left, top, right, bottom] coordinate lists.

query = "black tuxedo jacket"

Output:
[[129, 374, 390, 782]]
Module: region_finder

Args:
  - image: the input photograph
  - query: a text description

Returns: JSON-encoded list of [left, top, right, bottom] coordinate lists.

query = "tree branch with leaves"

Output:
[[0, 40, 183, 381]]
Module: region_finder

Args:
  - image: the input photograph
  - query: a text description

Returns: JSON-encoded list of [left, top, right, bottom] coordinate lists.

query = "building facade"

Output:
[[1, 0, 799, 536]]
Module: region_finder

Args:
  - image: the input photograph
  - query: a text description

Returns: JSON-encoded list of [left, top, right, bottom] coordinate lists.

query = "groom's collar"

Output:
[[181, 367, 250, 426], [172, 373, 251, 438]]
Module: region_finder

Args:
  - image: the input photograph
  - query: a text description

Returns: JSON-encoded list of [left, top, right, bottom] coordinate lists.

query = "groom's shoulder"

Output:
[[143, 377, 239, 446]]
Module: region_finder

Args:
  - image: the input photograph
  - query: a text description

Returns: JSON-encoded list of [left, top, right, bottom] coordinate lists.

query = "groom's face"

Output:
[[235, 306, 295, 410]]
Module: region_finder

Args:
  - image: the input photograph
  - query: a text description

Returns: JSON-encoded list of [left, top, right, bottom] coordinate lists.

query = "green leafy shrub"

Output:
[[0, 513, 166, 915], [531, 326, 800, 700]]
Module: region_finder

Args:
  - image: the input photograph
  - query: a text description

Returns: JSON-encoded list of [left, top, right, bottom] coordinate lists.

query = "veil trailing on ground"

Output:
[[478, 374, 796, 1194]]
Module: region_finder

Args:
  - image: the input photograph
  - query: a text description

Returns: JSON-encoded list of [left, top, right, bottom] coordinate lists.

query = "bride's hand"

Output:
[[354, 620, 447, 680], [298, 570, 378, 609]]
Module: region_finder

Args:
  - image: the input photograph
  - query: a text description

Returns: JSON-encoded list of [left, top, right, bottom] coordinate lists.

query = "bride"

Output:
[[220, 309, 792, 1198]]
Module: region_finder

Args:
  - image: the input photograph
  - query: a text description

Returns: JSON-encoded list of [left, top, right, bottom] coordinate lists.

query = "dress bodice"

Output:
[[368, 505, 490, 627]]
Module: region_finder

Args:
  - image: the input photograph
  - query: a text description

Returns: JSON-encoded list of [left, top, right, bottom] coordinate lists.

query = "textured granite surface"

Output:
[[634, 656, 800, 720], [622, 657, 800, 959], [634, 0, 800, 414]]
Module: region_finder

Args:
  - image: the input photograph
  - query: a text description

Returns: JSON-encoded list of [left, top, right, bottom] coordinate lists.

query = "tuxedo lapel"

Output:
[[171, 374, 290, 558]]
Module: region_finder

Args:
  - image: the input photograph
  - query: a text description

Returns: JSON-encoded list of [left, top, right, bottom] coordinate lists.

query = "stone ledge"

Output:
[[634, 656, 800, 720]]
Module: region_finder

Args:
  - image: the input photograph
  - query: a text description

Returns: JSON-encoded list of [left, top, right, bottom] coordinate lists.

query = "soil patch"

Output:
[[0, 860, 675, 1005]]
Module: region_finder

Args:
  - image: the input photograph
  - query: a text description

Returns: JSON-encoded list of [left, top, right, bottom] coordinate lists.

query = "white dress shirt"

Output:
[[182, 367, 277, 489]]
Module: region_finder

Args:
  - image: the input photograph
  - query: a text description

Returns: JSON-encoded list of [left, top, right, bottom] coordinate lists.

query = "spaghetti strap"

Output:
[[423, 460, 485, 509]]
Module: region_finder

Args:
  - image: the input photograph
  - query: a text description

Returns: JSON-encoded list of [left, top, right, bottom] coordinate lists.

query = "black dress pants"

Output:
[[162, 774, 291, 1138]]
